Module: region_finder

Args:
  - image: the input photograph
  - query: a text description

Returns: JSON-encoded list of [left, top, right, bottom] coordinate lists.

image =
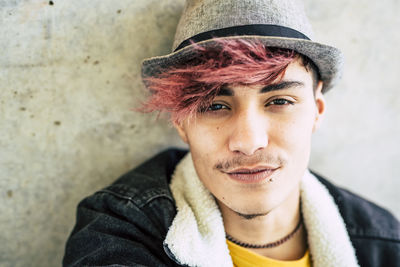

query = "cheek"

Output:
[[187, 124, 225, 153], [271, 112, 315, 157], [186, 125, 223, 168], [185, 124, 230, 191]]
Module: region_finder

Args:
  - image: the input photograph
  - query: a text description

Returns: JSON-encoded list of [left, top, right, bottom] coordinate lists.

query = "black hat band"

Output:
[[174, 24, 311, 52]]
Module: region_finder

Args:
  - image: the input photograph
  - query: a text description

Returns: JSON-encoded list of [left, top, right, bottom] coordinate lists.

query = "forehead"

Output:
[[218, 81, 305, 96], [218, 60, 313, 96]]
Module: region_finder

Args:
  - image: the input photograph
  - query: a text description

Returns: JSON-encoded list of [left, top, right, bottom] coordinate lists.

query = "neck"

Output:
[[218, 186, 307, 261]]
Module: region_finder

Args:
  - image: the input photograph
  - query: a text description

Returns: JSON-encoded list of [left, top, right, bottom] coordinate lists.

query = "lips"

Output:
[[225, 166, 278, 184]]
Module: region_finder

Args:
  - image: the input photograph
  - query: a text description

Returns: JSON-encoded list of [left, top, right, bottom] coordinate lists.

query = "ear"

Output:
[[313, 81, 326, 132], [173, 120, 189, 144]]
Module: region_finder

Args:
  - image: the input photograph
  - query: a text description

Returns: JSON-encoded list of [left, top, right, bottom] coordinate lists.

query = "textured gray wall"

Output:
[[0, 0, 398, 266]]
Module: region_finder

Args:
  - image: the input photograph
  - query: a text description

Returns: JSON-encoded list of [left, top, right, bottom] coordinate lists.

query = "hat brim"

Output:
[[141, 35, 343, 93]]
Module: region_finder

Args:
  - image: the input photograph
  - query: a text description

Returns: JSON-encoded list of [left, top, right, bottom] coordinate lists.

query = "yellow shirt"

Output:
[[227, 240, 311, 267]]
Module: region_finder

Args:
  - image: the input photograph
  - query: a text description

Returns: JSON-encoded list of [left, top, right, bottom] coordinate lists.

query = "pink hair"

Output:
[[141, 39, 297, 124]]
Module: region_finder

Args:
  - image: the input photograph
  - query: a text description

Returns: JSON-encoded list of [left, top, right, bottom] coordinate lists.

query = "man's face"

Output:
[[174, 58, 325, 216]]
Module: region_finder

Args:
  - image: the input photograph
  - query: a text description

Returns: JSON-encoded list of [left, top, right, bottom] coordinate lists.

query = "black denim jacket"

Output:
[[63, 149, 400, 267]]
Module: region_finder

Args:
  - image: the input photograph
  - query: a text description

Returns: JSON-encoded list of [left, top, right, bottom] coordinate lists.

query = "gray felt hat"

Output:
[[141, 0, 344, 92]]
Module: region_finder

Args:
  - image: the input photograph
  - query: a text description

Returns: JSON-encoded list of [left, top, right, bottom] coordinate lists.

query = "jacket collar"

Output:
[[164, 153, 360, 267]]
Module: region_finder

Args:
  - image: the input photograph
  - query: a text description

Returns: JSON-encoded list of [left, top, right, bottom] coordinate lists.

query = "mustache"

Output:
[[214, 152, 286, 172]]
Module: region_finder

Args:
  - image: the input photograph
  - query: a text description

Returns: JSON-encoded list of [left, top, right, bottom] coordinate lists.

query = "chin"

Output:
[[240, 196, 283, 214], [224, 178, 299, 216], [218, 187, 285, 216]]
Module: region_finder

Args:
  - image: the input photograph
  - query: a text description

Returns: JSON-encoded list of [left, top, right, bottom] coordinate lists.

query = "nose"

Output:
[[228, 109, 268, 156]]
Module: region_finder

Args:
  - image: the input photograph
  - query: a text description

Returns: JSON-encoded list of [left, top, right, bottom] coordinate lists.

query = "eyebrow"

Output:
[[217, 81, 304, 96], [260, 81, 304, 93]]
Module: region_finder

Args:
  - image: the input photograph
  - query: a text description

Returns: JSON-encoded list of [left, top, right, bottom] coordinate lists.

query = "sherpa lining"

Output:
[[165, 153, 359, 267]]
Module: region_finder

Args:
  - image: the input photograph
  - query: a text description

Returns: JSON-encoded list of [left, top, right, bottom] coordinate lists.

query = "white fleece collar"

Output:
[[165, 153, 359, 267]]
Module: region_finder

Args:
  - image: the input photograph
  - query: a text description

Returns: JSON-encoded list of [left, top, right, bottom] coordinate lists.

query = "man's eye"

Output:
[[267, 98, 294, 106], [207, 103, 228, 111]]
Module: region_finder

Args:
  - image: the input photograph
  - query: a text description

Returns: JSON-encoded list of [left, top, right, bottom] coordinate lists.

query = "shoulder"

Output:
[[63, 148, 187, 266], [312, 171, 400, 239], [100, 148, 188, 208], [81, 148, 188, 227], [312, 171, 400, 267]]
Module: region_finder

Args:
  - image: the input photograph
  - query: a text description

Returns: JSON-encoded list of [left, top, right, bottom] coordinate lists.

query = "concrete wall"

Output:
[[0, 0, 398, 266]]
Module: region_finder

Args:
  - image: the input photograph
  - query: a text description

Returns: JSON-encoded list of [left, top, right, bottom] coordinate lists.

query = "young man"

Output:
[[63, 0, 400, 266]]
